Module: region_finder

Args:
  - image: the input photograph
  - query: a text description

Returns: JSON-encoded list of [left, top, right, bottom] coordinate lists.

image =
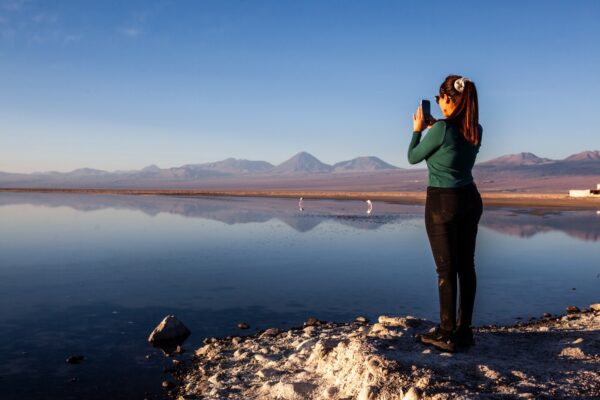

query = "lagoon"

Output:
[[0, 193, 598, 399]]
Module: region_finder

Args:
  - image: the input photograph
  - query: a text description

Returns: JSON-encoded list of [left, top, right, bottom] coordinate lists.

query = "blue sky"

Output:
[[1, 0, 599, 173]]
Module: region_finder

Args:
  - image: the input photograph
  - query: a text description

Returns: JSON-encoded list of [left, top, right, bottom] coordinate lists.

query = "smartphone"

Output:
[[420, 99, 431, 121]]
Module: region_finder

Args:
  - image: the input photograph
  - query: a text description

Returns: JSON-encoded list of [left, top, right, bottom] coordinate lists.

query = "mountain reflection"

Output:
[[480, 209, 600, 242], [0, 193, 598, 241]]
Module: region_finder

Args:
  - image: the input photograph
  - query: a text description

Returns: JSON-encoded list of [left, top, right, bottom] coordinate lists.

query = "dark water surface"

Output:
[[0, 193, 598, 399]]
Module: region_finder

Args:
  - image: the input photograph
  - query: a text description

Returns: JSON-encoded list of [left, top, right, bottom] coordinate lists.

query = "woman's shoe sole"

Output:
[[418, 335, 456, 353]]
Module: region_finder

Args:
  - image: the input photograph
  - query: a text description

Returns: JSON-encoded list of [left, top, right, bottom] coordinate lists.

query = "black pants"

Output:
[[425, 182, 483, 334]]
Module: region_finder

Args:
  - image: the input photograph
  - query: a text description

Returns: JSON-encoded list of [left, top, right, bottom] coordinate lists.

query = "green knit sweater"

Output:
[[407, 120, 483, 188]]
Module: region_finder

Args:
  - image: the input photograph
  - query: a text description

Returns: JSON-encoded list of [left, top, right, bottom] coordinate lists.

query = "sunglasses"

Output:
[[435, 93, 454, 104]]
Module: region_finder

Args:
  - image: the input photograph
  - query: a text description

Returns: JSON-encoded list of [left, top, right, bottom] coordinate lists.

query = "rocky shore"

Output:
[[166, 304, 600, 399]]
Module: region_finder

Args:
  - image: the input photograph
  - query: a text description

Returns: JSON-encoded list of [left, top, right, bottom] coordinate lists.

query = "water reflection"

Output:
[[481, 208, 600, 242], [0, 192, 598, 241]]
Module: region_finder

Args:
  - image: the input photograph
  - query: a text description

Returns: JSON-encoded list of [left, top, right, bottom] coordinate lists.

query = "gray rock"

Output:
[[148, 315, 191, 344]]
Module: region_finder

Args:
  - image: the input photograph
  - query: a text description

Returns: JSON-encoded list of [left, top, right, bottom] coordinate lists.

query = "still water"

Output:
[[0, 193, 598, 399]]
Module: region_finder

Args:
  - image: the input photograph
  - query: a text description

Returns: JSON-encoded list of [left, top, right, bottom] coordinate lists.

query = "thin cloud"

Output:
[[32, 13, 58, 24], [119, 27, 142, 37], [63, 33, 82, 44], [1, 0, 29, 11]]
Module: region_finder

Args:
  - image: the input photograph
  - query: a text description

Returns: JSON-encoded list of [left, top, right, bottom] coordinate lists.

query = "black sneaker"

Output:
[[418, 325, 456, 352], [453, 326, 475, 348]]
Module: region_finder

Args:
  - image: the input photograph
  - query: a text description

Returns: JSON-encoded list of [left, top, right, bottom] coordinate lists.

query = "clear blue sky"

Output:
[[1, 0, 599, 173]]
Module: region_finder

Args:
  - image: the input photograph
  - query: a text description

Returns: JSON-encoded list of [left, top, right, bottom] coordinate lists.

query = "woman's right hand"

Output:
[[412, 105, 427, 132]]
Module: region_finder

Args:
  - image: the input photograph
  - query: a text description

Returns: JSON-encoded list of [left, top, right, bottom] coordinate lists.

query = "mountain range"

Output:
[[0, 150, 598, 191]]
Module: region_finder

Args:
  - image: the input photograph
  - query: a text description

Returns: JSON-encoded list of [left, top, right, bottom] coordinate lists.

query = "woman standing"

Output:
[[407, 75, 483, 352]]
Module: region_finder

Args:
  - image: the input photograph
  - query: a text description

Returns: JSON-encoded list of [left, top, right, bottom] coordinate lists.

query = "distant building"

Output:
[[569, 183, 600, 197]]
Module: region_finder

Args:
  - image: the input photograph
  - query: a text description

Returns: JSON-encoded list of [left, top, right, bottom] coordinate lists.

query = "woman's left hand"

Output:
[[413, 105, 427, 132]]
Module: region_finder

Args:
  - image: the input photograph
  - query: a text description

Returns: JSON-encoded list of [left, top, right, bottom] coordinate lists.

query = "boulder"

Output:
[[148, 315, 191, 344]]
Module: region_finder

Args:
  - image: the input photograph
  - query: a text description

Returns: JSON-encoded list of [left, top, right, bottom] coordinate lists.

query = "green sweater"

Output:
[[407, 120, 483, 188]]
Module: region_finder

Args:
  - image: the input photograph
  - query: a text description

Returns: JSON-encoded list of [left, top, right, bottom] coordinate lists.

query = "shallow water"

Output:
[[0, 193, 598, 399]]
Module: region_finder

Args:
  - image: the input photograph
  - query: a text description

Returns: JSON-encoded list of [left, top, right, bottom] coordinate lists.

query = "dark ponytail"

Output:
[[439, 75, 479, 146]]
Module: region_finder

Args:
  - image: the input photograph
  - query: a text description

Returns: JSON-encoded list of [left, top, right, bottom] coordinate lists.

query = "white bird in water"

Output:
[[366, 199, 373, 215], [299, 197, 304, 211]]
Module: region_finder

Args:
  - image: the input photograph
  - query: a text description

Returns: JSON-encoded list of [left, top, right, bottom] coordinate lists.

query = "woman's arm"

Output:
[[407, 121, 446, 164]]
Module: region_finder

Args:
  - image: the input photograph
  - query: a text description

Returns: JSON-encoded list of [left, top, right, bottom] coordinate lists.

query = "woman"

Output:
[[407, 75, 483, 352]]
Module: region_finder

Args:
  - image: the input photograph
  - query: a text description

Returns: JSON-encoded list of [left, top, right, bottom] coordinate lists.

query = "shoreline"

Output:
[[167, 304, 600, 399], [1, 188, 600, 209]]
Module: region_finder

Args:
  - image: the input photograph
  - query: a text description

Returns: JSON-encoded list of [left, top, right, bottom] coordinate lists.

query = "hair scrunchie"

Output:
[[453, 77, 471, 93]]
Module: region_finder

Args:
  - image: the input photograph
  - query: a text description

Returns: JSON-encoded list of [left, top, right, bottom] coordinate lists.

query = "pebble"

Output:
[[260, 327, 281, 338], [355, 316, 369, 324], [305, 317, 323, 326], [202, 337, 217, 345], [65, 355, 85, 364], [590, 303, 600, 312], [253, 354, 270, 363], [566, 305, 580, 314], [511, 370, 528, 379], [559, 347, 585, 358], [322, 386, 339, 398], [303, 326, 316, 336], [162, 380, 175, 390], [573, 338, 584, 344], [207, 373, 221, 385], [238, 322, 250, 329], [256, 367, 281, 378], [543, 312, 552, 318]]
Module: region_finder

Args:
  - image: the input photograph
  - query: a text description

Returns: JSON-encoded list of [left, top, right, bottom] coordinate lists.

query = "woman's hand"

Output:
[[412, 105, 426, 132], [412, 105, 436, 132]]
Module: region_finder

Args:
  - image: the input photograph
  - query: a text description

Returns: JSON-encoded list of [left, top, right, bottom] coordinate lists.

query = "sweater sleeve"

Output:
[[407, 121, 446, 164]]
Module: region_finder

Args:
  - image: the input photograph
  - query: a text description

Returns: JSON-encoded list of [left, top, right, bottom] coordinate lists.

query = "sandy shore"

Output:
[[1, 188, 599, 209], [167, 304, 600, 399]]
